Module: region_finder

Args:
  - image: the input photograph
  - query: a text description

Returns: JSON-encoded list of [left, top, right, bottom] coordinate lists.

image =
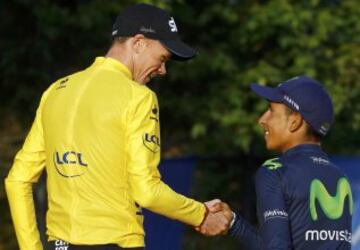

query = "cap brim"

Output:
[[160, 40, 197, 61], [250, 83, 283, 102]]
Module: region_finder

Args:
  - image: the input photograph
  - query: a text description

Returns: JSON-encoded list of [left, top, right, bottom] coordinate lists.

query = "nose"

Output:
[[258, 110, 269, 126], [158, 62, 167, 76]]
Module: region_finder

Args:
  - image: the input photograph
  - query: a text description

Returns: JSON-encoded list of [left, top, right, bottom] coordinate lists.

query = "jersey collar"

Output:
[[93, 57, 132, 79], [283, 144, 323, 157]]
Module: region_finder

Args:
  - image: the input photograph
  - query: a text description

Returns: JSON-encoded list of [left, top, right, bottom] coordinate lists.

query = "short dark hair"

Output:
[[112, 36, 130, 44]]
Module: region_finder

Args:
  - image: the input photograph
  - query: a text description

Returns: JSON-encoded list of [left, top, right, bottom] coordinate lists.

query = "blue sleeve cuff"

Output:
[[229, 213, 261, 250]]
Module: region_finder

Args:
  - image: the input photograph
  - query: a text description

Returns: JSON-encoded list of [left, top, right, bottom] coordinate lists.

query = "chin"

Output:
[[265, 140, 272, 150], [139, 79, 147, 85], [266, 143, 278, 152], [143, 77, 151, 84]]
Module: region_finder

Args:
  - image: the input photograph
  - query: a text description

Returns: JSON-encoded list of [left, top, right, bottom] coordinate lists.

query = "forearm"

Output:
[[131, 176, 206, 226], [229, 213, 261, 250], [5, 179, 43, 250], [127, 91, 207, 226]]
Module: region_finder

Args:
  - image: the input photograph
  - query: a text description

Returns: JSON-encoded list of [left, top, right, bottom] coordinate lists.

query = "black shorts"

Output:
[[46, 240, 144, 250]]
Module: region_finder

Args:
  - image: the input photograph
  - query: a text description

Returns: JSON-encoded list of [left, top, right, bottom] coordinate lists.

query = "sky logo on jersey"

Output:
[[150, 105, 159, 122], [309, 177, 353, 221], [56, 77, 69, 90], [53, 151, 88, 178], [143, 133, 160, 153]]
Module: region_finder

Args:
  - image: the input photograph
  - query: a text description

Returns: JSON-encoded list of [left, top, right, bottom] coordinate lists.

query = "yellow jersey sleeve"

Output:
[[5, 86, 52, 250], [126, 90, 206, 226]]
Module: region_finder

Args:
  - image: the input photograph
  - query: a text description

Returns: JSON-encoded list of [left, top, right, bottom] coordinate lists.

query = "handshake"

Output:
[[195, 199, 234, 236]]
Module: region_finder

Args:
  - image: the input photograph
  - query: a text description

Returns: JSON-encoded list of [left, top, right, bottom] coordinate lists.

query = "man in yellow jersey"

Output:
[[5, 3, 231, 250]]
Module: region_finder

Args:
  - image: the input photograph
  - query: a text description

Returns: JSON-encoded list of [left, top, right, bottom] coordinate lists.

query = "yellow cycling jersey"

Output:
[[5, 57, 206, 250]]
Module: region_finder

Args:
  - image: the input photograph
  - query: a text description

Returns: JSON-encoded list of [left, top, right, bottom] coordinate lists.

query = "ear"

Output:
[[131, 34, 148, 54], [289, 112, 304, 133]]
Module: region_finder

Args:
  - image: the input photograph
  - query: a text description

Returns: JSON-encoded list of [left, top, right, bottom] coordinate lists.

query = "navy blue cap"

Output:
[[112, 3, 197, 61], [251, 76, 334, 136]]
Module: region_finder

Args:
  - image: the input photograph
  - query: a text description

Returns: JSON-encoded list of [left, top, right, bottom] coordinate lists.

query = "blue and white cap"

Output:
[[251, 76, 334, 136]]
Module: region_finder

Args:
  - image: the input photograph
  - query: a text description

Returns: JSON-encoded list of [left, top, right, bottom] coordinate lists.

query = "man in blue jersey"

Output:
[[206, 76, 353, 249]]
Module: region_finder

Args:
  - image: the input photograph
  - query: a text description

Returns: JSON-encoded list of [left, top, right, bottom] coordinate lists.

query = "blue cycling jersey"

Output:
[[230, 144, 353, 250]]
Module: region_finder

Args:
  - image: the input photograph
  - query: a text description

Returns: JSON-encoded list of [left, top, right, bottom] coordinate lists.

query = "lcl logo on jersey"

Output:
[[54, 151, 88, 178], [143, 133, 160, 153]]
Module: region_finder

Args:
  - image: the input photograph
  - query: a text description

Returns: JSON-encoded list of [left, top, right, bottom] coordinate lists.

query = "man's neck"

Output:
[[105, 44, 133, 74], [280, 137, 321, 154]]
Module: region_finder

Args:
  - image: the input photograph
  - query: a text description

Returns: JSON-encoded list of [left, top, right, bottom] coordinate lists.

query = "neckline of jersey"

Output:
[[283, 144, 323, 157], [93, 57, 132, 79]]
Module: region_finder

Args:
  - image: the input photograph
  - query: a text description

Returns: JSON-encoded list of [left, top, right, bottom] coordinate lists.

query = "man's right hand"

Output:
[[196, 199, 234, 236]]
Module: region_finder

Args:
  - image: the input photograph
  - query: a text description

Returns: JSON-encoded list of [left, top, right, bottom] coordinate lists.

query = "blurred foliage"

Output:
[[1, 0, 360, 249], [159, 0, 360, 156]]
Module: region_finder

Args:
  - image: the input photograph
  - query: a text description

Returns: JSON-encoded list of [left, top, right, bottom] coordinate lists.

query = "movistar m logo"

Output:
[[263, 158, 282, 170], [309, 177, 353, 221]]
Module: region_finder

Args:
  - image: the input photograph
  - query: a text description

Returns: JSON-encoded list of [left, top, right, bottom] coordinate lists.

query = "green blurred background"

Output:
[[1, 0, 360, 249]]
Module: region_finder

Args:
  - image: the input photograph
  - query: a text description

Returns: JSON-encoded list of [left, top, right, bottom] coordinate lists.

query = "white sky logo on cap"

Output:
[[169, 17, 178, 32]]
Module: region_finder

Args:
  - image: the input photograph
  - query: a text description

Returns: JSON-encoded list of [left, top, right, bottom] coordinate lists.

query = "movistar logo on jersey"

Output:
[[309, 177, 353, 221], [305, 229, 351, 242], [263, 158, 282, 170]]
